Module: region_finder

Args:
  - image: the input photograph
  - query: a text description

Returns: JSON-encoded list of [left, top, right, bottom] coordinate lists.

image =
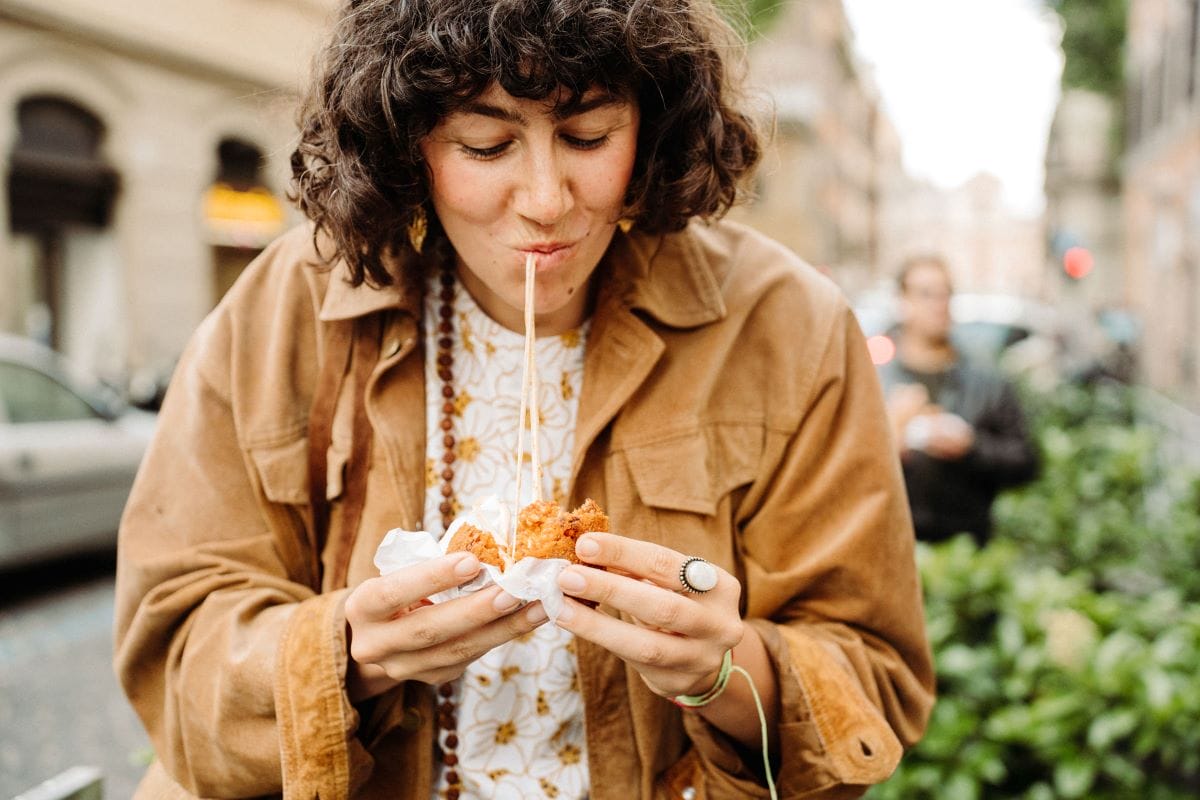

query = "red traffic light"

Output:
[[1063, 246, 1094, 279]]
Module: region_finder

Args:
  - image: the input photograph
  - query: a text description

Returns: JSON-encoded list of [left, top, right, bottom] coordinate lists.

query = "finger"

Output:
[[366, 585, 524, 657], [575, 532, 735, 599], [557, 565, 727, 639], [574, 532, 682, 590], [347, 552, 480, 622], [553, 597, 716, 694], [425, 601, 550, 671], [382, 601, 550, 684]]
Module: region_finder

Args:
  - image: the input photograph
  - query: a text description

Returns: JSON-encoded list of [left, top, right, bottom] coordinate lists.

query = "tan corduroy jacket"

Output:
[[114, 219, 934, 800]]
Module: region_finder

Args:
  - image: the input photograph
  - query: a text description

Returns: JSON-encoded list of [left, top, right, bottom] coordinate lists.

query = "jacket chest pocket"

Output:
[[606, 424, 763, 569], [249, 435, 349, 507]]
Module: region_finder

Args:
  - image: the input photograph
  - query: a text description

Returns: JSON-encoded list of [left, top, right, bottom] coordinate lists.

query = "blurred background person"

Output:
[[879, 254, 1039, 546]]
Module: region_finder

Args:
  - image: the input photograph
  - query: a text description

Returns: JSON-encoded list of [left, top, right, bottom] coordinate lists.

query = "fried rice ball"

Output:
[[515, 498, 609, 563], [446, 499, 609, 570]]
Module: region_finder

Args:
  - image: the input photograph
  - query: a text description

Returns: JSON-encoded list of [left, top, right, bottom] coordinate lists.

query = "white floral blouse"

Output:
[[423, 271, 590, 800]]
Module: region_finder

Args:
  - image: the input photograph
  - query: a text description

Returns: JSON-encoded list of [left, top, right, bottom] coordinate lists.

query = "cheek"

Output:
[[429, 160, 504, 224], [581, 143, 637, 211]]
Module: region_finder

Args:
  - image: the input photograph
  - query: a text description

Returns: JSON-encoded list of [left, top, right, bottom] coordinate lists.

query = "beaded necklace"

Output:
[[433, 262, 463, 799]]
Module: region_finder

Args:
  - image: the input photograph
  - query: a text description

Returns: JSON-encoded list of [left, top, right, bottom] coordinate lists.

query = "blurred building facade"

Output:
[[1043, 88, 1124, 308], [732, 0, 897, 297], [0, 0, 335, 384], [878, 171, 1045, 297], [735, 0, 1044, 300], [1123, 0, 1200, 408]]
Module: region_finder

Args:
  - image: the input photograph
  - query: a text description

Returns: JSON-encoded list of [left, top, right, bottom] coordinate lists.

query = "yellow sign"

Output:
[[202, 183, 287, 248]]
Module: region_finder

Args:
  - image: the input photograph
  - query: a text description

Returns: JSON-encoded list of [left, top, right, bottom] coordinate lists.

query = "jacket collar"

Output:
[[605, 224, 727, 328], [316, 225, 727, 327], [318, 252, 421, 322]]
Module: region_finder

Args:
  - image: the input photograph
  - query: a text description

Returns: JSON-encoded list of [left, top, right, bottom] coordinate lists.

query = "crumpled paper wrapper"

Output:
[[373, 495, 572, 621]]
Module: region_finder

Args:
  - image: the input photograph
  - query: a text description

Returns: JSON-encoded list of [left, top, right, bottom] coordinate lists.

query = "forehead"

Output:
[[905, 262, 951, 290], [446, 82, 631, 124]]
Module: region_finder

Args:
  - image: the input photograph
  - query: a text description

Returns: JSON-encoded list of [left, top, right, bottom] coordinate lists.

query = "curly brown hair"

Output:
[[291, 0, 762, 287]]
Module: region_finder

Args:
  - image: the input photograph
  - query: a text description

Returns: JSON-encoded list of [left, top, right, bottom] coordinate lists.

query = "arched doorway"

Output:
[[202, 137, 285, 303], [6, 96, 119, 350]]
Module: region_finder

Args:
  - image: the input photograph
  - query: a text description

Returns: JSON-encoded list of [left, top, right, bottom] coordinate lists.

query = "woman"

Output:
[[114, 1, 934, 798]]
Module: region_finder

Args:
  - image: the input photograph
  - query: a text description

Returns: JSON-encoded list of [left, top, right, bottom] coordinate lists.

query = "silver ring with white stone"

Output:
[[678, 557, 719, 594]]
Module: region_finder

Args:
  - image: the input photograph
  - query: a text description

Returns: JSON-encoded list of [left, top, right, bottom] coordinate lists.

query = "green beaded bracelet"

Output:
[[673, 649, 733, 707]]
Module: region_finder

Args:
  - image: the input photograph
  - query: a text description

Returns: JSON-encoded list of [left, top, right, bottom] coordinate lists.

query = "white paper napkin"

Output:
[[372, 494, 572, 621]]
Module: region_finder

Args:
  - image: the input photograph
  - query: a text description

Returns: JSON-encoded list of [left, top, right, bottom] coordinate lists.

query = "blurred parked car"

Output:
[[0, 333, 155, 569]]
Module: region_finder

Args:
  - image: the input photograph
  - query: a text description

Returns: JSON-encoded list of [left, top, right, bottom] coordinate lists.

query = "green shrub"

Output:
[[870, 539, 1200, 799], [995, 382, 1200, 601], [870, 383, 1200, 798]]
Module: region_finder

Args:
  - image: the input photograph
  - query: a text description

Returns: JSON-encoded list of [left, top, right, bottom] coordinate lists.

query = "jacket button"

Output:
[[681, 787, 696, 800], [384, 336, 416, 358], [399, 706, 422, 731]]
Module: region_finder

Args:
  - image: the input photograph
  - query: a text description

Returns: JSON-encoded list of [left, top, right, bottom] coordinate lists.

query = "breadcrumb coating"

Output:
[[445, 500, 609, 571], [516, 499, 609, 563], [446, 522, 505, 570]]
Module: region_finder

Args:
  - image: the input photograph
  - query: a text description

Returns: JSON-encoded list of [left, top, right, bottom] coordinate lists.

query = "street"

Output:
[[0, 553, 149, 799]]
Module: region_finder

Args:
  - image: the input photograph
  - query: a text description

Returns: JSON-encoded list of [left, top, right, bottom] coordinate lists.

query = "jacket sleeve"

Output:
[[964, 377, 1040, 489], [112, 305, 372, 798], [685, 304, 935, 798]]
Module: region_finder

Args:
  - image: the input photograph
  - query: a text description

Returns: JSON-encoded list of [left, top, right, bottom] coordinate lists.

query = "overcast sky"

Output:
[[841, 0, 1064, 217]]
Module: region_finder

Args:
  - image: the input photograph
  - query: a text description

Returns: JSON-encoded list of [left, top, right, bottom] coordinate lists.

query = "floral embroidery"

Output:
[[458, 437, 481, 463], [494, 721, 517, 745], [452, 389, 473, 416]]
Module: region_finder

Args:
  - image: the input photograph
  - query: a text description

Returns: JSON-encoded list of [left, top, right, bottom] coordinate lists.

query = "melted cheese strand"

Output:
[[525, 253, 543, 503], [511, 252, 536, 556]]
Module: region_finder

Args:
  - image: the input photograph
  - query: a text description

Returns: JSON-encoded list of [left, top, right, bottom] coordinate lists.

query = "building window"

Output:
[[202, 138, 286, 303], [5, 96, 119, 347]]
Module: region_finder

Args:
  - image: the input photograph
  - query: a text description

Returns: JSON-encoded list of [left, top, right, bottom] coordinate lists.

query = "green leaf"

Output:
[[942, 772, 980, 800], [1054, 757, 1097, 798], [1087, 708, 1140, 749]]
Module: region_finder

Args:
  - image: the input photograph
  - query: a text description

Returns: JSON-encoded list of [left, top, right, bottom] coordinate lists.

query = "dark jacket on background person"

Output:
[[113, 220, 935, 799], [879, 357, 1039, 545]]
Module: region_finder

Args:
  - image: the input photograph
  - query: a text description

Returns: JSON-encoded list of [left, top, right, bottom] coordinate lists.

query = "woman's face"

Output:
[[420, 84, 640, 335]]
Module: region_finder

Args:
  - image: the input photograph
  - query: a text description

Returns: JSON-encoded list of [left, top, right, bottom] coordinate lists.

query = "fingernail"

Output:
[[558, 568, 586, 593], [492, 591, 521, 613], [576, 535, 599, 558], [526, 603, 548, 624], [556, 602, 575, 623], [453, 553, 480, 578]]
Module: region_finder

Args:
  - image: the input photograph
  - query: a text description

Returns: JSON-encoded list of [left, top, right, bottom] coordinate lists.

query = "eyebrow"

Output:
[[457, 94, 623, 126]]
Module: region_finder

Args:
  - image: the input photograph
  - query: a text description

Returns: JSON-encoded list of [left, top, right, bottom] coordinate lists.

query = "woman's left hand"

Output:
[[554, 531, 745, 698]]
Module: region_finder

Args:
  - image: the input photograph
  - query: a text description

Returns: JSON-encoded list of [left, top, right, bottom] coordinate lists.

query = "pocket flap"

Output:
[[250, 437, 310, 505], [625, 433, 715, 516]]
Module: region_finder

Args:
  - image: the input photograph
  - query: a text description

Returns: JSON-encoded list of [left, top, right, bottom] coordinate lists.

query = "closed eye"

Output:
[[562, 133, 610, 150], [461, 142, 511, 160]]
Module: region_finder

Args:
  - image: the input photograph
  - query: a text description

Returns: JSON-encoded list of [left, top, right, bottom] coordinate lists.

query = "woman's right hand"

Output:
[[343, 552, 547, 701]]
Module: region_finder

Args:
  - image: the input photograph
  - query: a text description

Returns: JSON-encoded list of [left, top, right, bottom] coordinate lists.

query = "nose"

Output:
[[515, 146, 574, 226]]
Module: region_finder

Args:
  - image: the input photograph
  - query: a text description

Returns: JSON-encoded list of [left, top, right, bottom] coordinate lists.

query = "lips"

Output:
[[516, 240, 578, 272], [519, 242, 572, 255]]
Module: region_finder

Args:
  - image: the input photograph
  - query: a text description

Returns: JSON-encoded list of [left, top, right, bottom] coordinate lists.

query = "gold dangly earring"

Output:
[[407, 206, 428, 254], [617, 217, 634, 234]]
